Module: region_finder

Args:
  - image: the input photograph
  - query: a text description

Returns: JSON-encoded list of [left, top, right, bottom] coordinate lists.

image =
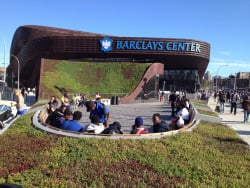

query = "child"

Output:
[[131, 117, 148, 134]]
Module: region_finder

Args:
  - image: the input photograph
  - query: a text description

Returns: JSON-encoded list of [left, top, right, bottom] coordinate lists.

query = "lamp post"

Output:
[[233, 72, 237, 91], [0, 36, 6, 91], [215, 64, 228, 93], [11, 54, 20, 90]]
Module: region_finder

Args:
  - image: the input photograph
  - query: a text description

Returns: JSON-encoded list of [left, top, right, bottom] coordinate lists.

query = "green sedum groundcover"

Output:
[[0, 114, 250, 187], [41, 60, 151, 98]]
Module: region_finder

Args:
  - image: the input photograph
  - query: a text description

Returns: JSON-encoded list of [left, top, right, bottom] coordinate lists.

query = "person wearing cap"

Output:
[[61, 111, 83, 132], [85, 101, 110, 127], [130, 117, 148, 134]]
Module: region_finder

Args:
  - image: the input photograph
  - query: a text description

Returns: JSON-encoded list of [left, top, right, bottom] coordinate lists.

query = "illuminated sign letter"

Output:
[[166, 42, 172, 51], [172, 42, 177, 51], [185, 43, 191, 51], [178, 43, 185, 51], [141, 41, 147, 50], [129, 41, 136, 49], [136, 41, 141, 49], [195, 43, 201, 52], [123, 41, 129, 49], [191, 43, 196, 52], [116, 41, 123, 49], [146, 41, 153, 50], [157, 42, 163, 50]]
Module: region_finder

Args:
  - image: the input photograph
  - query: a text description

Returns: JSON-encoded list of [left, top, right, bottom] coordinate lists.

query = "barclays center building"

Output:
[[8, 25, 210, 99]]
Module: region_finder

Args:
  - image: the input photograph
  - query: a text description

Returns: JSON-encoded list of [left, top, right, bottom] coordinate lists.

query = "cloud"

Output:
[[219, 51, 231, 56], [207, 57, 250, 76], [210, 58, 250, 67]]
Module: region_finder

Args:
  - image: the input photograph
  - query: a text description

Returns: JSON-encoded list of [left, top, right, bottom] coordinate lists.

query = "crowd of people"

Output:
[[45, 93, 111, 133], [213, 89, 250, 124], [44, 90, 193, 135]]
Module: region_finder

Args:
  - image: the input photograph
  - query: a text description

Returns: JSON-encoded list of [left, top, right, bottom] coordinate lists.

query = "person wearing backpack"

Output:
[[85, 101, 110, 127]]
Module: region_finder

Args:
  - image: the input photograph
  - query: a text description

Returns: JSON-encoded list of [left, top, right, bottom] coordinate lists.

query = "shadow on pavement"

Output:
[[222, 121, 243, 124], [236, 130, 250, 136]]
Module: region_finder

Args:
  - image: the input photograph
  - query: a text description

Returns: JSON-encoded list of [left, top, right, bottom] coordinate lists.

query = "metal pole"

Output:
[[0, 36, 6, 92], [11, 54, 20, 90], [3, 38, 6, 86], [234, 73, 237, 91], [215, 64, 228, 93]]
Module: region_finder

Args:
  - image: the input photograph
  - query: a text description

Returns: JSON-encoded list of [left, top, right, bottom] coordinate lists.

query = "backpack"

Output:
[[99, 102, 106, 116], [101, 122, 123, 134]]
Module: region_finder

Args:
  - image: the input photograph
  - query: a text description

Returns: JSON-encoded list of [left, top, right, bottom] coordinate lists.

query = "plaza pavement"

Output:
[[207, 98, 250, 146], [78, 101, 172, 134]]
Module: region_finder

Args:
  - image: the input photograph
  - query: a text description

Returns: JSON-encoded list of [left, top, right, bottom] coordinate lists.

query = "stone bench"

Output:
[[32, 105, 197, 139]]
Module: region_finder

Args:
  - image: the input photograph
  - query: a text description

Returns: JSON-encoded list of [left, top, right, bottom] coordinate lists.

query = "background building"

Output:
[[212, 72, 250, 91]]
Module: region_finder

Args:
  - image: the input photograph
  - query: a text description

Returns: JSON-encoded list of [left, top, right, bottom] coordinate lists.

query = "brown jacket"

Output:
[[242, 99, 250, 111]]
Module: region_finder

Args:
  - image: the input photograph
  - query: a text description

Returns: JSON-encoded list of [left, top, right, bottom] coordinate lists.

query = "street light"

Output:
[[233, 72, 237, 91], [11, 54, 20, 90], [0, 36, 6, 88], [215, 64, 228, 93]]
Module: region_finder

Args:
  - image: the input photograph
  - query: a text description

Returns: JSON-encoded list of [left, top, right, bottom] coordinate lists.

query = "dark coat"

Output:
[[242, 99, 250, 111], [153, 121, 171, 133]]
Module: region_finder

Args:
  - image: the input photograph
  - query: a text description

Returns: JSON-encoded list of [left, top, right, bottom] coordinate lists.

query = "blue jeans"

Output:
[[244, 110, 250, 123], [230, 102, 237, 115], [220, 102, 225, 113]]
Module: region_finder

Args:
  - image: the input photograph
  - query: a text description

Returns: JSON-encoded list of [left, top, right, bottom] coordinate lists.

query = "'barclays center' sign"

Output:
[[100, 37, 201, 53]]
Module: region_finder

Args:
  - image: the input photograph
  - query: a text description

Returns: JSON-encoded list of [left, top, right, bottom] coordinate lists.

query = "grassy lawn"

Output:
[[197, 109, 219, 117], [192, 102, 210, 109], [191, 98, 219, 117], [0, 114, 249, 187], [191, 99, 210, 109]]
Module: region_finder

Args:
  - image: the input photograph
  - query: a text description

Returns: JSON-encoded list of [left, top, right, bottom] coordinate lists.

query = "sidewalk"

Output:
[[207, 98, 250, 146]]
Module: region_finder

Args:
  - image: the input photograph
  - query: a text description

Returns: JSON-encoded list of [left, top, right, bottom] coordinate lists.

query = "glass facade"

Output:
[[160, 69, 200, 92]]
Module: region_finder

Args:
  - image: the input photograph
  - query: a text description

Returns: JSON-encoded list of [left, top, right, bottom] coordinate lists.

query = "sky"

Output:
[[0, 0, 249, 77]]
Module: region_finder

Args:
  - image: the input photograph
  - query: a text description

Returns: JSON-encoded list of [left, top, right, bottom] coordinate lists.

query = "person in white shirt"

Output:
[[171, 103, 190, 129], [82, 115, 104, 134], [176, 104, 189, 123]]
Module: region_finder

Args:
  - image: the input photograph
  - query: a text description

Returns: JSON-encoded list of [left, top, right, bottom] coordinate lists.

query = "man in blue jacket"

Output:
[[61, 110, 83, 132], [85, 101, 110, 127]]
